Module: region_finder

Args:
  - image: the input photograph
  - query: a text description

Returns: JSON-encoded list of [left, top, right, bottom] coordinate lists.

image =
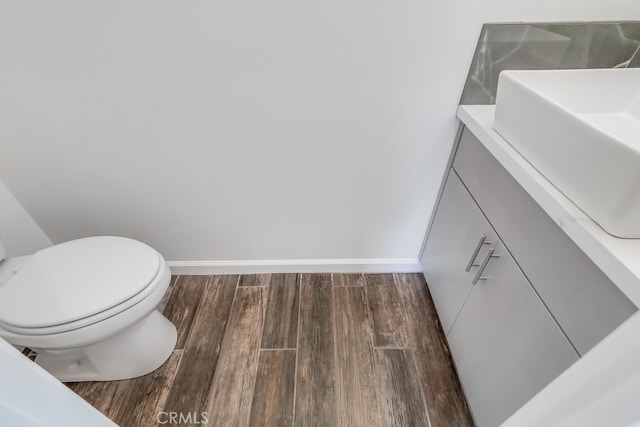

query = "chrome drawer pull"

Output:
[[465, 234, 492, 272], [472, 248, 500, 285]]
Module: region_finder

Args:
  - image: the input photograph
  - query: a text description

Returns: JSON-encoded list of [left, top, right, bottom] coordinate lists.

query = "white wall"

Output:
[[0, 180, 51, 257], [0, 1, 638, 265]]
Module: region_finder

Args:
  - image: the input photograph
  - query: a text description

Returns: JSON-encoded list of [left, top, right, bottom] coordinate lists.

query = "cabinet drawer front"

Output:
[[453, 127, 637, 355], [448, 240, 579, 427], [421, 170, 499, 334]]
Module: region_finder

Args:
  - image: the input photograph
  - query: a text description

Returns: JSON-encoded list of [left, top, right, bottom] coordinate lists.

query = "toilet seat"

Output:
[[0, 237, 162, 335]]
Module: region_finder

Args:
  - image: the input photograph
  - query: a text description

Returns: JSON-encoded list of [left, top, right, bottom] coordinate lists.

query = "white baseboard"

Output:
[[167, 258, 422, 275]]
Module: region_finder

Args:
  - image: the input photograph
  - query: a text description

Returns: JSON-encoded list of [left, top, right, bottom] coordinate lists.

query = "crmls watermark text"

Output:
[[157, 412, 209, 424]]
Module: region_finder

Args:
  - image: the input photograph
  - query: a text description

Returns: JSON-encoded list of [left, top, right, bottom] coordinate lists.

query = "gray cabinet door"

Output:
[[453, 127, 636, 355], [447, 240, 579, 427], [421, 170, 498, 334]]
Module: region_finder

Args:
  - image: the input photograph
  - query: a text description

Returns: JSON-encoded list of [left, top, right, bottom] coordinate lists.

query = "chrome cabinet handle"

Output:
[[465, 235, 492, 272], [472, 248, 500, 285]]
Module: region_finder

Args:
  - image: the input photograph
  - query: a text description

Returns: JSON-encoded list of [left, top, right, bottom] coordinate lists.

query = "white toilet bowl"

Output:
[[0, 236, 177, 382]]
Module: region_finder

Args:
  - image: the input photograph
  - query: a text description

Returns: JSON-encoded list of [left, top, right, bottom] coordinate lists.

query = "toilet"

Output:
[[0, 236, 177, 382]]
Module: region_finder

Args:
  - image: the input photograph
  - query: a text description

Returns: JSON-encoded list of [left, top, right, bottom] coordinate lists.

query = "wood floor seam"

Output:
[[330, 277, 340, 424], [248, 285, 270, 425], [372, 346, 413, 350], [291, 273, 302, 427]]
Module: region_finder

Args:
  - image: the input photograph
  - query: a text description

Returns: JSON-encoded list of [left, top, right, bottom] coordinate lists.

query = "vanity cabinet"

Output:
[[446, 238, 578, 427], [421, 127, 637, 427], [421, 171, 498, 334]]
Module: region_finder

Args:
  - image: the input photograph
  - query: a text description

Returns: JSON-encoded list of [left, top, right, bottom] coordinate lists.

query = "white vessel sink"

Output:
[[494, 68, 640, 238]]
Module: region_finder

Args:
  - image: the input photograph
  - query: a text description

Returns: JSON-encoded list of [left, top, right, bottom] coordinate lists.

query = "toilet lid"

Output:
[[0, 237, 161, 329]]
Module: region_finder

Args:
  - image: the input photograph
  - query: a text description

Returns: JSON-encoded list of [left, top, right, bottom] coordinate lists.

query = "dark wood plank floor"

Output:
[[67, 273, 473, 426]]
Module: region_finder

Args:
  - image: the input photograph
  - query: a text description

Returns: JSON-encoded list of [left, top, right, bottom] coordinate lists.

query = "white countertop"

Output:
[[458, 105, 640, 307]]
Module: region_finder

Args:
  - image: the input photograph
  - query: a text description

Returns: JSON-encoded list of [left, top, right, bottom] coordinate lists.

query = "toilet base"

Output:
[[34, 310, 177, 382]]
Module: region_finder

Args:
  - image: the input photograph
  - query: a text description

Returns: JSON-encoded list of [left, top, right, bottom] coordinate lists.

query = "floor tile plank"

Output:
[[373, 349, 430, 427], [366, 274, 411, 348], [396, 273, 474, 426], [66, 273, 472, 427], [249, 350, 296, 427], [295, 273, 337, 426], [162, 275, 238, 424], [334, 286, 384, 427], [206, 286, 267, 427], [333, 273, 366, 287], [261, 274, 299, 349], [238, 274, 271, 287], [160, 275, 207, 349], [110, 350, 183, 427], [67, 381, 120, 418]]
